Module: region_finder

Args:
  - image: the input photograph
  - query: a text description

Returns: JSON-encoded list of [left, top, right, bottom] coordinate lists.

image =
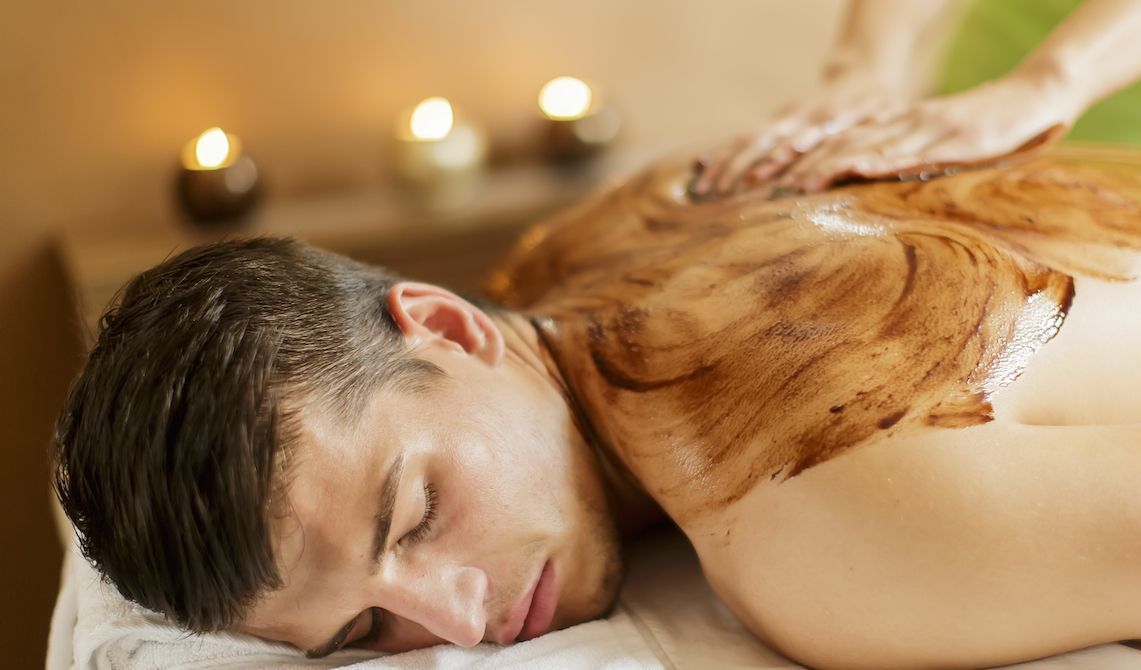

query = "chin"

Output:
[[551, 451, 627, 632], [557, 536, 625, 631]]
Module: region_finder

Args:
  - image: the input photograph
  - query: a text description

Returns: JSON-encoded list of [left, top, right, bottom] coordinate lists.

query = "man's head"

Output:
[[53, 237, 623, 655]]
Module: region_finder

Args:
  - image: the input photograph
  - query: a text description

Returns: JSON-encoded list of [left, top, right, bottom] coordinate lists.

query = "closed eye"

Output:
[[341, 485, 434, 651], [401, 483, 437, 545], [348, 608, 384, 648]]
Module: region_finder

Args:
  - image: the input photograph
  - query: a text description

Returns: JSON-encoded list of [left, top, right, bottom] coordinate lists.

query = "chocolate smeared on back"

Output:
[[486, 147, 1141, 522]]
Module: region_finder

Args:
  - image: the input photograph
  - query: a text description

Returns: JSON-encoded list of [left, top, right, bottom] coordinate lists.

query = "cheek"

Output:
[[490, 418, 571, 504], [442, 417, 565, 533]]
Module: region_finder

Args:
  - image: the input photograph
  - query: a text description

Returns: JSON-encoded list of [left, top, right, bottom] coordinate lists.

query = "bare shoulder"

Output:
[[691, 419, 1141, 670]]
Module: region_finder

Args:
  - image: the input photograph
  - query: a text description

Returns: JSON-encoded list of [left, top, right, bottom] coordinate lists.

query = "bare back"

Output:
[[485, 145, 1141, 668]]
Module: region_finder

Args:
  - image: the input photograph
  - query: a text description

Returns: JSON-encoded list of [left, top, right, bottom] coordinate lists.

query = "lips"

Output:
[[497, 559, 558, 644], [518, 560, 557, 641]]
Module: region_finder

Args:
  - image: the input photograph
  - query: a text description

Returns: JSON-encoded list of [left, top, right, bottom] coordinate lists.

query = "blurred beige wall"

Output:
[[0, 1, 843, 665]]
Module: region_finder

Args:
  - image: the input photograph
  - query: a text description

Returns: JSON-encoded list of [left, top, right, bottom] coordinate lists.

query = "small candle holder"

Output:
[[538, 76, 621, 163], [391, 97, 488, 209], [176, 127, 260, 225]]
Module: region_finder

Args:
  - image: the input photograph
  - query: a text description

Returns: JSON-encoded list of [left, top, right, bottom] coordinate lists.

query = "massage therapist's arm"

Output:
[[691, 0, 958, 197], [702, 0, 1141, 197], [1019, 0, 1141, 120]]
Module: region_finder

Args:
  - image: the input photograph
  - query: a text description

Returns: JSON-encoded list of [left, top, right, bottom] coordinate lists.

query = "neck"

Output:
[[491, 310, 665, 539]]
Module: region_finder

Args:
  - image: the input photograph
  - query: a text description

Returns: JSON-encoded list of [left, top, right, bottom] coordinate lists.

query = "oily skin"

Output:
[[485, 146, 1141, 525], [240, 146, 1141, 659], [240, 291, 630, 655]]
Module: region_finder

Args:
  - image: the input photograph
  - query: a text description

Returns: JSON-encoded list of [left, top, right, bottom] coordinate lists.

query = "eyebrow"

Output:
[[371, 453, 405, 569], [304, 453, 405, 659]]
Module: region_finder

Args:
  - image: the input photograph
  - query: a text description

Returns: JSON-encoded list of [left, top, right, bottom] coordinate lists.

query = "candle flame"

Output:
[[539, 77, 593, 120], [195, 127, 231, 169], [409, 97, 454, 140]]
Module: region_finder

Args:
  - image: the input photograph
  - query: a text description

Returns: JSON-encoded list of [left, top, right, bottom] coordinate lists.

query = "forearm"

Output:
[[824, 0, 962, 87], [1014, 0, 1141, 120]]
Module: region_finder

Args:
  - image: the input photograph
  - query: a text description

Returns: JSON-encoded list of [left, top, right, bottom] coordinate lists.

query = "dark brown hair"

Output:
[[52, 237, 455, 633]]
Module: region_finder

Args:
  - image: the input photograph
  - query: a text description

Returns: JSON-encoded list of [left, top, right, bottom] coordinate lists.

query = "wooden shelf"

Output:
[[56, 149, 657, 346]]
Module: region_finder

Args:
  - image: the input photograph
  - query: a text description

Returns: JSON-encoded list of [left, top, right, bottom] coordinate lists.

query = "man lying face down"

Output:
[[54, 149, 1141, 669], [53, 238, 648, 655]]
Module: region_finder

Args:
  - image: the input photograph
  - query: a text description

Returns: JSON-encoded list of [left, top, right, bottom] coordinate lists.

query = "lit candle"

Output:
[[176, 127, 260, 224], [538, 76, 621, 162], [392, 97, 487, 185]]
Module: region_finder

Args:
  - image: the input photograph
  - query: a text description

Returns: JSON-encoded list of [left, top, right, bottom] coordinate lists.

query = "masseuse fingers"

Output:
[[797, 124, 980, 194], [785, 109, 934, 191], [691, 148, 732, 197], [775, 121, 910, 191], [742, 140, 803, 187], [693, 97, 908, 199], [800, 127, 940, 193], [692, 127, 786, 197], [692, 109, 811, 197], [803, 118, 1034, 192], [691, 138, 753, 197], [729, 125, 829, 195], [728, 104, 883, 195], [900, 134, 993, 174], [712, 135, 783, 195]]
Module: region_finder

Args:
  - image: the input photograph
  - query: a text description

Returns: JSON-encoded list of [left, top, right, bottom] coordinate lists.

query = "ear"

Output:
[[387, 282, 505, 366]]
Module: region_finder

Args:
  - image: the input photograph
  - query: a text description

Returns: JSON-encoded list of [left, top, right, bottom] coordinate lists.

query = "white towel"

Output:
[[58, 533, 659, 670], [51, 528, 1141, 669]]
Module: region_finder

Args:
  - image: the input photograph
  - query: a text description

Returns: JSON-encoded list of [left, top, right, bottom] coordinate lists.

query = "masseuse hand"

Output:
[[688, 0, 958, 200], [692, 67, 1076, 199], [690, 70, 909, 198], [693, 0, 1141, 200], [767, 70, 1076, 194]]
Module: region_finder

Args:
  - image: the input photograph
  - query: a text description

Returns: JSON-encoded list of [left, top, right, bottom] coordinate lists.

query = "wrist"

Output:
[[821, 44, 911, 92], [821, 35, 917, 91], [1009, 54, 1088, 125]]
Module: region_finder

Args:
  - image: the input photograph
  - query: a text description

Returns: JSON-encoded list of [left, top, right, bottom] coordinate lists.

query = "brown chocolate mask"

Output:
[[485, 146, 1141, 517]]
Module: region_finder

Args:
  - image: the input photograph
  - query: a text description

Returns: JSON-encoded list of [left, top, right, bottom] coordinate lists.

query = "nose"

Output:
[[378, 554, 489, 647]]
